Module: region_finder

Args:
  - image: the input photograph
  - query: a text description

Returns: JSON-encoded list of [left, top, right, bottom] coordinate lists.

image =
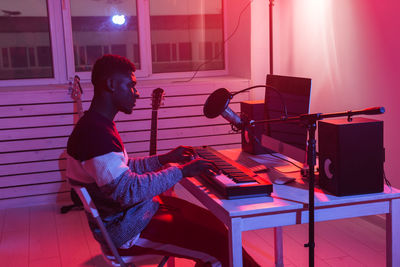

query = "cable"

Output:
[[232, 85, 288, 119], [384, 171, 392, 189], [175, 0, 254, 83], [267, 152, 303, 170], [251, 134, 303, 170]]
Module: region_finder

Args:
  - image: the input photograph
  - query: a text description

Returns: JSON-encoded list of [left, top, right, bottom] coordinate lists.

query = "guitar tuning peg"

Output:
[[68, 78, 74, 89]]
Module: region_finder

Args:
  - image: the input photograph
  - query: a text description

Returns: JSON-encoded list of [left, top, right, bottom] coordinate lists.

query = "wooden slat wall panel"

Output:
[[1, 182, 69, 200], [0, 149, 65, 165], [0, 125, 73, 141], [0, 171, 65, 187], [0, 77, 250, 207], [0, 160, 65, 177], [0, 115, 75, 129], [0, 137, 68, 153]]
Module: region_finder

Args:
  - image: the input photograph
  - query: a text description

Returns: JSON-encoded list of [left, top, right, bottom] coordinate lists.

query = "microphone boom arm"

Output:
[[249, 106, 385, 126]]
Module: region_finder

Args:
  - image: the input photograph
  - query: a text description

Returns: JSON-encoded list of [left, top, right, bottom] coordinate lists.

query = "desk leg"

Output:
[[229, 217, 243, 267], [274, 227, 284, 267], [387, 198, 400, 267]]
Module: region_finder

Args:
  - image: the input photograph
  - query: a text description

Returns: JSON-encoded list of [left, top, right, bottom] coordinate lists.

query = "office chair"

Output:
[[72, 185, 171, 267]]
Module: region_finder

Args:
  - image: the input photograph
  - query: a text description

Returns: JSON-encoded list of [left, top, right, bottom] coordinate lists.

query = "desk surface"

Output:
[[181, 176, 303, 217], [222, 148, 400, 205], [180, 148, 400, 267], [181, 148, 400, 220]]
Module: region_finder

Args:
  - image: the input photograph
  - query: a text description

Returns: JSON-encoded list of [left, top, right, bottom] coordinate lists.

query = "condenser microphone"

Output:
[[203, 88, 245, 130]]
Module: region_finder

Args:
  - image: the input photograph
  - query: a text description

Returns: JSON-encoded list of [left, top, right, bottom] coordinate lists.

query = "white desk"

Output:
[[180, 149, 400, 267]]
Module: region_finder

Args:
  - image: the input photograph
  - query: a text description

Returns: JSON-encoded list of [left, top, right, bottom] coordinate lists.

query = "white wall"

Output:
[[226, 0, 252, 79], [251, 0, 400, 188]]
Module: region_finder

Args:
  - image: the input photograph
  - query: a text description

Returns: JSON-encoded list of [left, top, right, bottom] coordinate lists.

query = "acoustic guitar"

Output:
[[61, 75, 84, 214], [70, 75, 84, 122], [150, 88, 175, 198], [149, 88, 165, 156]]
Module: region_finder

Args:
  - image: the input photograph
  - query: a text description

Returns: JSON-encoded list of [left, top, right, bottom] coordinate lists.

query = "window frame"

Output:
[[0, 0, 66, 87], [0, 0, 228, 86]]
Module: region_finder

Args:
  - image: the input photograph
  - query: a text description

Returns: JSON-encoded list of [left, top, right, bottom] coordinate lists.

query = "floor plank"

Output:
[[324, 217, 386, 253], [242, 229, 288, 267], [0, 207, 30, 267], [0, 208, 5, 242], [0, 202, 388, 267], [29, 205, 60, 261], [0, 230, 30, 267], [283, 223, 348, 260], [55, 208, 95, 267], [255, 227, 331, 267], [29, 257, 62, 267], [323, 256, 365, 267], [3, 206, 30, 232], [316, 219, 386, 266]]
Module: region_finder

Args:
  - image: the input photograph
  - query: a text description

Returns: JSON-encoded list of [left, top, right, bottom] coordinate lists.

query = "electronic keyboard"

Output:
[[194, 146, 273, 199]]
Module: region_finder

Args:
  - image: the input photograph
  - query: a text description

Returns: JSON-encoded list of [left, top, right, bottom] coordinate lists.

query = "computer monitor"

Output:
[[261, 74, 312, 164]]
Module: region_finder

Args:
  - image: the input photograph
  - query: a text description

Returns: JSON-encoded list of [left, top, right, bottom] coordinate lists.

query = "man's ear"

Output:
[[106, 77, 116, 93]]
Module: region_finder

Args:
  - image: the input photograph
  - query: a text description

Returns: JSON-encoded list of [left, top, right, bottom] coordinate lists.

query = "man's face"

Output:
[[112, 71, 139, 114]]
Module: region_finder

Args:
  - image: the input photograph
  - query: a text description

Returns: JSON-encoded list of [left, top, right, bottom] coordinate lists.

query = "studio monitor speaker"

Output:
[[318, 117, 384, 196], [241, 100, 265, 154]]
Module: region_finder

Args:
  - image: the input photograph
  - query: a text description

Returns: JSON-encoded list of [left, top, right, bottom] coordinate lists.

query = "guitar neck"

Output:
[[75, 98, 84, 119], [149, 110, 158, 156]]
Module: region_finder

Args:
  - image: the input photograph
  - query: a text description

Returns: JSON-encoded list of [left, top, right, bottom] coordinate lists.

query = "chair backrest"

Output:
[[71, 186, 130, 267]]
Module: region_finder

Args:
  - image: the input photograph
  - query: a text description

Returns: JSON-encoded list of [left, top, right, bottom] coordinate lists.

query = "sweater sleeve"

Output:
[[127, 154, 163, 174], [102, 166, 182, 205], [82, 151, 182, 205]]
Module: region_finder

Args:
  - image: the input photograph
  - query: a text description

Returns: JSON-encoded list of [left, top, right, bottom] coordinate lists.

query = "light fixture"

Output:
[[112, 14, 126, 25]]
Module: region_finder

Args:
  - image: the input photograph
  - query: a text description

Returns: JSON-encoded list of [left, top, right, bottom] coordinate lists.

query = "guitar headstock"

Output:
[[70, 75, 83, 101], [151, 88, 165, 111]]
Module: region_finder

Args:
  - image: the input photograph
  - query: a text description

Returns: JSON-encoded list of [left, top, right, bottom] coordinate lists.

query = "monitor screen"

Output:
[[261, 74, 312, 163]]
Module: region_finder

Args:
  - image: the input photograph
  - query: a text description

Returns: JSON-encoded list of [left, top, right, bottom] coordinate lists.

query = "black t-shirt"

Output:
[[67, 110, 125, 161]]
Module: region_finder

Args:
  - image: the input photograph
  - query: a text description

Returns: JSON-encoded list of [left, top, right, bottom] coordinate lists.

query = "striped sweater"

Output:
[[66, 110, 182, 248]]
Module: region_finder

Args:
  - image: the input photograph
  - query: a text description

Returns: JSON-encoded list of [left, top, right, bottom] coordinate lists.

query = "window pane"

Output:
[[0, 0, 53, 80], [150, 0, 224, 73], [70, 0, 139, 72]]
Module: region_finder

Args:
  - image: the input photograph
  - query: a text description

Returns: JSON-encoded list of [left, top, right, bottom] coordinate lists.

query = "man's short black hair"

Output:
[[91, 54, 136, 92]]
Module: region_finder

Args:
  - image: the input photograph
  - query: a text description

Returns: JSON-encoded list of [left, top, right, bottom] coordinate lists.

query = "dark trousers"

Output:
[[118, 195, 259, 267]]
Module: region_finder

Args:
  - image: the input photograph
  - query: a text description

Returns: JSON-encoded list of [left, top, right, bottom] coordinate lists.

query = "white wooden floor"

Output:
[[0, 184, 387, 267]]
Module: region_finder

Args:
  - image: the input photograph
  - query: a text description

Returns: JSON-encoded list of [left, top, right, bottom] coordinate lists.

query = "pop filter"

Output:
[[203, 88, 244, 130]]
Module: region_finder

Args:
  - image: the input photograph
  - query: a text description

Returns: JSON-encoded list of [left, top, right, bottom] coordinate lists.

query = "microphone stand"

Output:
[[250, 106, 385, 267]]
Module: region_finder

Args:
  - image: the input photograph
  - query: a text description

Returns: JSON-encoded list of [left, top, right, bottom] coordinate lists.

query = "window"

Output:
[[0, 0, 226, 84], [69, 0, 140, 72], [149, 0, 224, 73], [0, 0, 53, 80]]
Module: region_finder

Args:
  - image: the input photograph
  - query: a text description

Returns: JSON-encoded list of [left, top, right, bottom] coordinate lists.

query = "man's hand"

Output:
[[180, 158, 220, 178], [159, 145, 197, 165]]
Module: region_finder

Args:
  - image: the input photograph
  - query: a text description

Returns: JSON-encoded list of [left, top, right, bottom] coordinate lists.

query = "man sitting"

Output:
[[66, 54, 259, 266]]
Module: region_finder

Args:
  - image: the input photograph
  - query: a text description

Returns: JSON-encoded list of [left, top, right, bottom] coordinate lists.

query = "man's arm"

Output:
[[83, 150, 218, 206], [83, 151, 182, 205], [128, 155, 162, 174], [102, 166, 182, 205], [128, 146, 196, 174]]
